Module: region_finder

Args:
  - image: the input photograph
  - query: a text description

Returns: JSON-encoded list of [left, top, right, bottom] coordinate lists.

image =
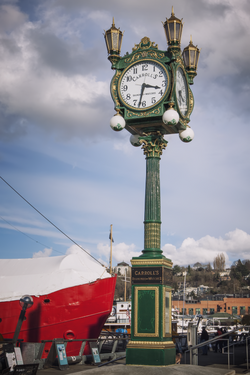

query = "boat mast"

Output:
[[109, 224, 113, 273], [124, 270, 126, 302]]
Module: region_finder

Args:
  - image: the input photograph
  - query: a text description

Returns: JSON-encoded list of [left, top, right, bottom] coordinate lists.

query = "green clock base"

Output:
[[126, 342, 176, 366]]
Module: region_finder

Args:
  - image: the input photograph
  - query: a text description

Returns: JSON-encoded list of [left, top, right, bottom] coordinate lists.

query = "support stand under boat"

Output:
[[13, 295, 34, 346]]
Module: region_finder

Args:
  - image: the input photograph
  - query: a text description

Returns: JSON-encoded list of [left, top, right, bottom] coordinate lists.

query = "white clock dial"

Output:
[[176, 67, 188, 116], [119, 60, 169, 110]]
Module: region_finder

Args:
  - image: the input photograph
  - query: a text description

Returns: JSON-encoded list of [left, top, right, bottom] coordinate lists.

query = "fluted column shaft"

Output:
[[140, 134, 167, 259]]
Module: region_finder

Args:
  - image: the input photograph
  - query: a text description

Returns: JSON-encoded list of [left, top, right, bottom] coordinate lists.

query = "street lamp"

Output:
[[104, 18, 123, 69], [183, 36, 200, 84], [163, 6, 183, 50], [104, 7, 199, 367]]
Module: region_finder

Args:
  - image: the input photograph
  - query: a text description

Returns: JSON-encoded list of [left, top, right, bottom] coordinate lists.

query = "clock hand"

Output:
[[138, 83, 146, 108], [178, 90, 184, 104], [144, 84, 161, 89]]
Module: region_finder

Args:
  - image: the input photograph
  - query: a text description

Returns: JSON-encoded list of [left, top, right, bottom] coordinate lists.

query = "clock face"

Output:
[[118, 60, 169, 110], [176, 67, 188, 116]]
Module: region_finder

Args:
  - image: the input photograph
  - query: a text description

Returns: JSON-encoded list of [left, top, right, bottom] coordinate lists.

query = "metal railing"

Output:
[[186, 326, 250, 370], [21, 332, 130, 369]]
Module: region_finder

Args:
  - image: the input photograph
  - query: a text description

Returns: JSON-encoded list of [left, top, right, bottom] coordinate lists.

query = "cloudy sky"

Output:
[[0, 0, 250, 269]]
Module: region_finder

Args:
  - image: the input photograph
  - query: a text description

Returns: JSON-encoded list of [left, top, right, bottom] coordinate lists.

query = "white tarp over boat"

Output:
[[0, 249, 111, 302]]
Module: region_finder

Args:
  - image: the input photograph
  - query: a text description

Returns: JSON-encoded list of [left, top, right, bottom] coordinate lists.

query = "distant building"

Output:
[[197, 285, 210, 295], [219, 275, 231, 281], [172, 296, 250, 316], [219, 270, 230, 277], [114, 261, 130, 276], [242, 286, 250, 290], [185, 287, 198, 296]]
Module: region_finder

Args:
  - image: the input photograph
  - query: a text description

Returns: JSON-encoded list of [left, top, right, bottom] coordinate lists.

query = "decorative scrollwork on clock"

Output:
[[125, 51, 165, 65], [111, 71, 122, 110], [132, 37, 158, 52], [126, 105, 162, 118]]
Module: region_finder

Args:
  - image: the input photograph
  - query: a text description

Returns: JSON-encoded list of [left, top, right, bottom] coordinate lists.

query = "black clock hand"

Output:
[[144, 84, 161, 89], [138, 83, 146, 108], [178, 90, 184, 104]]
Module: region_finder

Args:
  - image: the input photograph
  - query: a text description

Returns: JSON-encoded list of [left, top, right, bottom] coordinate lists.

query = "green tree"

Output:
[[206, 263, 212, 272], [231, 259, 249, 285], [114, 269, 131, 301], [173, 265, 181, 275]]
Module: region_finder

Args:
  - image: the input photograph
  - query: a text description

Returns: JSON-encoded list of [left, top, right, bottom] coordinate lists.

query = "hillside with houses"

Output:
[[113, 255, 250, 304]]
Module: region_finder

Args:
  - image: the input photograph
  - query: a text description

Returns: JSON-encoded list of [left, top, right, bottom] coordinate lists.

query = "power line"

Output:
[[0, 214, 65, 255], [0, 175, 105, 267]]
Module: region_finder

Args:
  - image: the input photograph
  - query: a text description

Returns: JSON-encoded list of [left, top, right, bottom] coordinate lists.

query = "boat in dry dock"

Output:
[[0, 249, 116, 357]]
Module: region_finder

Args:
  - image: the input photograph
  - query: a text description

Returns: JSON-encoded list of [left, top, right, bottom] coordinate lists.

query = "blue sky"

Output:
[[0, 0, 250, 268]]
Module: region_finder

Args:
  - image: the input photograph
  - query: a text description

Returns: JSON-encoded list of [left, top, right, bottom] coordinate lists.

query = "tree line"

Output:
[[172, 254, 250, 296], [113, 255, 250, 300]]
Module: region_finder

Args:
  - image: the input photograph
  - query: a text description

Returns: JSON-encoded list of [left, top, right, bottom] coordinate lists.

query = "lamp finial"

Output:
[[171, 6, 174, 16]]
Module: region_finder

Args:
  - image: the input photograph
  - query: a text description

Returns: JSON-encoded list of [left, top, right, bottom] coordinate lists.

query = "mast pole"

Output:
[[109, 224, 113, 273]]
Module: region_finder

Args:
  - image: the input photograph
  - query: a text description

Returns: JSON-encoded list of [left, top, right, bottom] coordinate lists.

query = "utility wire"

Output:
[[0, 214, 65, 255], [0, 175, 105, 267]]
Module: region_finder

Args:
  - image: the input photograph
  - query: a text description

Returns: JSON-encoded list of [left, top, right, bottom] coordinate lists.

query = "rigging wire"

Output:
[[0, 175, 105, 267], [0, 214, 65, 255]]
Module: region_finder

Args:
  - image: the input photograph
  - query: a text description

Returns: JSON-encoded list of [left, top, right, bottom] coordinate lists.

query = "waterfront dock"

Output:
[[38, 345, 249, 375]]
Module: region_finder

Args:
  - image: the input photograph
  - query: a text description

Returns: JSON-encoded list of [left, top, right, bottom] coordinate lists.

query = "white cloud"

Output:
[[114, 139, 135, 155], [97, 242, 139, 265], [0, 6, 111, 141], [33, 247, 52, 258], [0, 4, 27, 33], [162, 229, 250, 267], [66, 245, 91, 256]]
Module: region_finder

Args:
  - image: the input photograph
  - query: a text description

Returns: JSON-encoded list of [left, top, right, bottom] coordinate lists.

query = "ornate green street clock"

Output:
[[106, 31, 198, 141], [104, 7, 200, 367], [118, 59, 170, 110]]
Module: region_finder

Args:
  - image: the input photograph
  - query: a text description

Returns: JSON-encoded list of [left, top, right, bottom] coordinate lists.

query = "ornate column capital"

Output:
[[140, 133, 168, 158]]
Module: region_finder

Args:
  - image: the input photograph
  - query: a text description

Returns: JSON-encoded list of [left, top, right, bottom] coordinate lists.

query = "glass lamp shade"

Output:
[[183, 36, 200, 71], [104, 18, 123, 55], [19, 295, 33, 309], [162, 108, 179, 126], [110, 114, 125, 131], [179, 127, 194, 143], [130, 134, 141, 147], [163, 7, 183, 47]]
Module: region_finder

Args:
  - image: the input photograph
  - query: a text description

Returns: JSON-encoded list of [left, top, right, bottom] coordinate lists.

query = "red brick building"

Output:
[[172, 297, 250, 316]]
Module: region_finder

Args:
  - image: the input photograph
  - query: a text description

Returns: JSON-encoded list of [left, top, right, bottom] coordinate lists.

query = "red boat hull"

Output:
[[0, 276, 116, 357]]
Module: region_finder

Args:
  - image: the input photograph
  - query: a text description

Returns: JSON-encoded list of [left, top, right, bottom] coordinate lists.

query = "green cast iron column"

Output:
[[127, 133, 175, 367], [140, 134, 168, 259]]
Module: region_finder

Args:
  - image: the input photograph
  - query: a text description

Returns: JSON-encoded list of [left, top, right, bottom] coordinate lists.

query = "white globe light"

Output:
[[179, 127, 194, 143], [162, 109, 179, 126], [130, 134, 141, 147], [110, 115, 125, 131]]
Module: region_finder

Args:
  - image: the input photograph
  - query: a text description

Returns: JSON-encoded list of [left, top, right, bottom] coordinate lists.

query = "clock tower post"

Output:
[[104, 7, 200, 366]]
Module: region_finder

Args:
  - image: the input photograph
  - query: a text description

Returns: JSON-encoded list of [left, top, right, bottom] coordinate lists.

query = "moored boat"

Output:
[[0, 249, 116, 357]]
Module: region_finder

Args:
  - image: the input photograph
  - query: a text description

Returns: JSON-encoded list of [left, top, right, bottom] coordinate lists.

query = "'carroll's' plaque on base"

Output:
[[132, 267, 172, 285]]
